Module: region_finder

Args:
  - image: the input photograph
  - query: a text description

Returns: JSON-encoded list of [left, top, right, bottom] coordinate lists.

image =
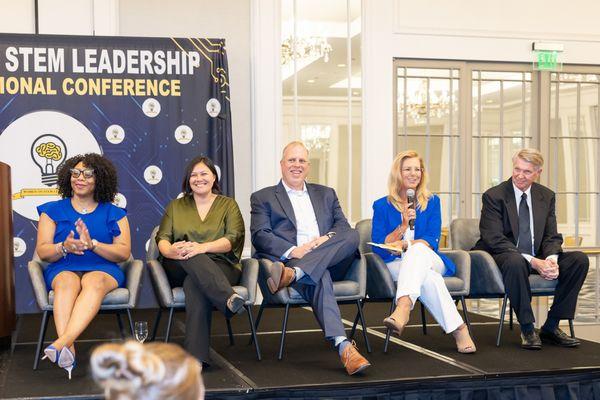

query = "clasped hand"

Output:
[[63, 218, 93, 255], [531, 257, 559, 280], [290, 235, 330, 259], [402, 202, 416, 222], [171, 241, 208, 260]]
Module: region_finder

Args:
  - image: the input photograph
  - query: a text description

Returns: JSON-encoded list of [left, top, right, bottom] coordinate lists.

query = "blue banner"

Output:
[[0, 33, 234, 313]]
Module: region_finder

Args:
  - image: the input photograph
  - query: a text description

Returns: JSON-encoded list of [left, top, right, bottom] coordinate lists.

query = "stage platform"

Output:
[[2, 304, 600, 399]]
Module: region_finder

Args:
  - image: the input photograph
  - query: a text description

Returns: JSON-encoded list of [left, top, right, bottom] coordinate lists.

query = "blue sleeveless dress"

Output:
[[37, 198, 127, 289]]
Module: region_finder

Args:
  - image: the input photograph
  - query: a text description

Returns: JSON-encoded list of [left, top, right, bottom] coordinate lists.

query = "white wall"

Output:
[[362, 0, 600, 217], [0, 0, 35, 33]]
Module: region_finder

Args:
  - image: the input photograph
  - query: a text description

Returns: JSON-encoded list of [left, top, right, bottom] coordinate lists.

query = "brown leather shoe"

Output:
[[266, 262, 296, 294], [340, 341, 370, 375]]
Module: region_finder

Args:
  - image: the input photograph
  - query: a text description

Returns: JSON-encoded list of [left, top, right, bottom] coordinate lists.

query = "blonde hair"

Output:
[[387, 150, 432, 211], [281, 141, 309, 161], [512, 148, 544, 169], [91, 341, 204, 400]]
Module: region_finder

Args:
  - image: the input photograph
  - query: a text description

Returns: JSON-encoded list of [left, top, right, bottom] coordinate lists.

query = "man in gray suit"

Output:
[[250, 141, 370, 375]]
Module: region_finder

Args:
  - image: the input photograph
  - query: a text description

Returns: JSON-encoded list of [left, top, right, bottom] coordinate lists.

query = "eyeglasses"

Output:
[[70, 168, 95, 179], [513, 167, 537, 178]]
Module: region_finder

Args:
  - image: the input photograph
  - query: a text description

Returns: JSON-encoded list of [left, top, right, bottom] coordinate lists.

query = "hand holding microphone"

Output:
[[406, 188, 416, 230]]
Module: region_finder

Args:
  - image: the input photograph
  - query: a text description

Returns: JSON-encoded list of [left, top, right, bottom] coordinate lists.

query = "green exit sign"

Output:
[[534, 50, 561, 71]]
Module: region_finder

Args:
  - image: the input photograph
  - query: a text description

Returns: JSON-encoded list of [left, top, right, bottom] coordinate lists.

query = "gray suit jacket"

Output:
[[250, 181, 351, 262]]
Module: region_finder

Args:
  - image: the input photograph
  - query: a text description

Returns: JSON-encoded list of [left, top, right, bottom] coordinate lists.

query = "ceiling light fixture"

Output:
[[281, 36, 332, 65]]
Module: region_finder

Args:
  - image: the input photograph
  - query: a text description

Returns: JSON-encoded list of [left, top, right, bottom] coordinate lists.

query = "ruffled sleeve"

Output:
[[37, 199, 68, 223], [106, 203, 127, 237]]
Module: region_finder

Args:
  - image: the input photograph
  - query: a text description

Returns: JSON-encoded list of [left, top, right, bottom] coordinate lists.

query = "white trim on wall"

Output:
[[250, 0, 283, 191]]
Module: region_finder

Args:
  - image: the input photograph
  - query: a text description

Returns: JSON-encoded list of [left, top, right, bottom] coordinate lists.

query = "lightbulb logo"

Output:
[[31, 134, 67, 186], [0, 110, 101, 221]]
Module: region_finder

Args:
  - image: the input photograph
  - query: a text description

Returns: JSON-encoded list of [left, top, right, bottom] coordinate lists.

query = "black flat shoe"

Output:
[[539, 327, 580, 347], [520, 330, 542, 350]]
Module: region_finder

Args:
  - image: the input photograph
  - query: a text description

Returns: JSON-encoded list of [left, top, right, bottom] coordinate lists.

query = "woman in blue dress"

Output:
[[35, 153, 131, 378], [371, 150, 476, 353]]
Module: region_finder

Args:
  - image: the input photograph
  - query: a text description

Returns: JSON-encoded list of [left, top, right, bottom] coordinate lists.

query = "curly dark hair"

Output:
[[56, 153, 119, 203], [181, 156, 221, 195]]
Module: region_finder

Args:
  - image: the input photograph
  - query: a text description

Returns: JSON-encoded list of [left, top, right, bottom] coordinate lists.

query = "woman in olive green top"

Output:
[[156, 156, 245, 366]]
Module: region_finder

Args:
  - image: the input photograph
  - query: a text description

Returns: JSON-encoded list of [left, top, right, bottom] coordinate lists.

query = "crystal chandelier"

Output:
[[301, 124, 331, 152], [402, 79, 450, 124], [281, 36, 332, 65]]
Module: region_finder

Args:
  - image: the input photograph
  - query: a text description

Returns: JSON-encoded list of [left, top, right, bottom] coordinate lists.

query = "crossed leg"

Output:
[[50, 271, 118, 352]]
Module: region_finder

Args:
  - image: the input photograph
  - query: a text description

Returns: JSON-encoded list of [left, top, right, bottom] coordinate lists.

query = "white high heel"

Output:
[[58, 346, 76, 380], [41, 345, 59, 363]]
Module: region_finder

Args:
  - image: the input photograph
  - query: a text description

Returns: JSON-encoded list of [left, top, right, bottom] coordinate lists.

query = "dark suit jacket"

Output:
[[250, 181, 351, 261], [473, 178, 563, 258]]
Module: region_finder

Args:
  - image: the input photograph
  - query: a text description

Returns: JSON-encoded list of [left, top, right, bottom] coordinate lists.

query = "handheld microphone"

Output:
[[406, 189, 416, 230]]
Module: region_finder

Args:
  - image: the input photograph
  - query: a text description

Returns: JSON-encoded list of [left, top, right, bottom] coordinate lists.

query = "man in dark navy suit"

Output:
[[475, 148, 588, 349], [250, 141, 370, 375]]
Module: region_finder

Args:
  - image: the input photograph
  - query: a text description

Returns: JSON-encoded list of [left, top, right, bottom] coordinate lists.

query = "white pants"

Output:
[[387, 242, 463, 333]]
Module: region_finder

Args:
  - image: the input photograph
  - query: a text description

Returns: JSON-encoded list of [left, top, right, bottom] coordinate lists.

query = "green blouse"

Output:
[[156, 195, 245, 269]]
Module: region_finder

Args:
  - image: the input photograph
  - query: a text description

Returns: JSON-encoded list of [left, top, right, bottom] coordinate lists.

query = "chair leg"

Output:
[[116, 312, 125, 339], [165, 308, 175, 343], [251, 301, 266, 345], [254, 301, 266, 332], [33, 310, 50, 370], [383, 300, 394, 353], [420, 302, 427, 335], [509, 303, 514, 330], [460, 296, 473, 338], [226, 318, 234, 345], [569, 319, 575, 338], [349, 300, 361, 341], [126, 309, 134, 336], [355, 299, 372, 353], [496, 295, 508, 347], [151, 308, 162, 342], [278, 304, 290, 360], [246, 306, 262, 361]]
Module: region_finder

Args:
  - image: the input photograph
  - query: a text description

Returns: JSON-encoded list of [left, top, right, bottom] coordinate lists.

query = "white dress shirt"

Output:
[[513, 182, 558, 264], [281, 180, 320, 259]]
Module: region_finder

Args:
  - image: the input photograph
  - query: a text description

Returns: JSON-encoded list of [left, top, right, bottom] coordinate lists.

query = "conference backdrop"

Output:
[[0, 33, 234, 313]]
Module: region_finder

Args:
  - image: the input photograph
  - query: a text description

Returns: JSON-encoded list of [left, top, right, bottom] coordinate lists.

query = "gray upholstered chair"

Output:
[[350, 219, 472, 352], [254, 250, 370, 360], [146, 227, 261, 360], [449, 218, 574, 346], [28, 253, 143, 370]]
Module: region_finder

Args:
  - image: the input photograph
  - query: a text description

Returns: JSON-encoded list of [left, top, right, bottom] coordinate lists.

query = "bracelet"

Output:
[[90, 239, 98, 251], [60, 241, 68, 258]]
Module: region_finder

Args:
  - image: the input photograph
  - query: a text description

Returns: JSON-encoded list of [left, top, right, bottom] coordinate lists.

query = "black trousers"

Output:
[[284, 229, 360, 339], [163, 254, 241, 364], [493, 251, 589, 326]]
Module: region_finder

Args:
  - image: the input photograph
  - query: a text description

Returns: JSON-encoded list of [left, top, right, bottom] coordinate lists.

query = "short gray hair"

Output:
[[512, 148, 543, 169]]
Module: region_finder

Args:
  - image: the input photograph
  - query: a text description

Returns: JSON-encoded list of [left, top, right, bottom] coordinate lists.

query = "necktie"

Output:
[[517, 193, 533, 255]]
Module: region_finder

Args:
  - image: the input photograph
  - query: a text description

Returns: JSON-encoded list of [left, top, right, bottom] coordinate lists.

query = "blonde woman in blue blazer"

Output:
[[371, 150, 476, 354]]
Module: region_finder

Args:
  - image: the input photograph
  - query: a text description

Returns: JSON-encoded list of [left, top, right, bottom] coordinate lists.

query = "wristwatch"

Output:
[[91, 239, 98, 251], [326, 232, 336, 239]]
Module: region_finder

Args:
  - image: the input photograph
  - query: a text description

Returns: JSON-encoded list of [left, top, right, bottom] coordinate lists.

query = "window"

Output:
[[281, 0, 362, 220], [394, 60, 600, 322]]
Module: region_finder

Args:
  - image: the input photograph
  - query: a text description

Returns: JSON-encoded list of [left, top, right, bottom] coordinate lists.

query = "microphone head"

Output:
[[406, 189, 415, 199]]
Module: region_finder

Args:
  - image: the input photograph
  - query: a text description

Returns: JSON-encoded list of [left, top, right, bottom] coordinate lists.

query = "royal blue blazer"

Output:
[[371, 195, 456, 276]]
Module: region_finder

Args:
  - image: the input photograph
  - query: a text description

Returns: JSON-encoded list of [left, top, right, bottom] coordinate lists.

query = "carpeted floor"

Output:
[[2, 304, 600, 399]]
